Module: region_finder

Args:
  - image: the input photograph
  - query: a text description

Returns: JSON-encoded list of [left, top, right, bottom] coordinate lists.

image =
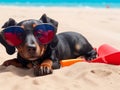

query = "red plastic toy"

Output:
[[60, 44, 120, 67]]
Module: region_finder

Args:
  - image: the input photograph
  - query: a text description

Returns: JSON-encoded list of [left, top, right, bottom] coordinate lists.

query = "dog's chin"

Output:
[[27, 57, 39, 61]]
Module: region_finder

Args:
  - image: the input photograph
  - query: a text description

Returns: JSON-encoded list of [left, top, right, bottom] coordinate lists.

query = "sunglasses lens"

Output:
[[34, 24, 55, 44], [3, 27, 24, 46]]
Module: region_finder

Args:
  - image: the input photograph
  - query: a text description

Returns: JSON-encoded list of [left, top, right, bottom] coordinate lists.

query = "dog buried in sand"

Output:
[[0, 14, 97, 76]]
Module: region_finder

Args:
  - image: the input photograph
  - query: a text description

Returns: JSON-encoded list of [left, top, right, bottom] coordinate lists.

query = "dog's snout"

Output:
[[26, 34, 37, 51], [26, 34, 37, 53]]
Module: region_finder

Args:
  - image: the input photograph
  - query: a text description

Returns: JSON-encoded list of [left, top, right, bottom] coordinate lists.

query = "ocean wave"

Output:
[[0, 1, 120, 8]]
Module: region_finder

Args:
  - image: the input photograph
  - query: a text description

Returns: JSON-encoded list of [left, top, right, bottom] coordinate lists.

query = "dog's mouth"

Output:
[[26, 52, 42, 61], [28, 57, 39, 61]]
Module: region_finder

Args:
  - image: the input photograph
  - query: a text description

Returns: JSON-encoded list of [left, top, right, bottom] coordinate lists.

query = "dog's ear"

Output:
[[2, 18, 17, 28], [0, 33, 15, 55], [40, 14, 58, 29]]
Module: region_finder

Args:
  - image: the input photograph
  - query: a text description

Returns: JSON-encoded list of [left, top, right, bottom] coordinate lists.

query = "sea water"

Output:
[[0, 0, 120, 8]]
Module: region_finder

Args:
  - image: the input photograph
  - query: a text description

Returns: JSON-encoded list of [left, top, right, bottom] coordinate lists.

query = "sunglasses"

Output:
[[2, 24, 56, 46]]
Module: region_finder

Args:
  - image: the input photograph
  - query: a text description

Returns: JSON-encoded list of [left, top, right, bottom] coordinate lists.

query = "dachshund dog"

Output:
[[0, 14, 97, 76]]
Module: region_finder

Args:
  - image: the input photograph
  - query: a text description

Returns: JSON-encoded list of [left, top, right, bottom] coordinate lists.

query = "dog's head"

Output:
[[0, 14, 58, 60]]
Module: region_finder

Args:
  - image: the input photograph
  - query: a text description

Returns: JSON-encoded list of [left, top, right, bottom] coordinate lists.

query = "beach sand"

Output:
[[0, 6, 120, 90]]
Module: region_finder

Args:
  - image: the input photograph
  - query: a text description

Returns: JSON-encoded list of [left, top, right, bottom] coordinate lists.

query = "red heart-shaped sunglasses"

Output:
[[2, 24, 56, 46]]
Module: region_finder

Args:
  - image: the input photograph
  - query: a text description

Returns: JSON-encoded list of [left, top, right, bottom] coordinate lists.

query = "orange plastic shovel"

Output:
[[60, 59, 85, 67]]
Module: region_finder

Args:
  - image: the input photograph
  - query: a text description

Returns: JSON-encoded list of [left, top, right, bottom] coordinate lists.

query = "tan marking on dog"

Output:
[[21, 25, 24, 29], [41, 59, 53, 69], [33, 24, 37, 27], [75, 44, 81, 51]]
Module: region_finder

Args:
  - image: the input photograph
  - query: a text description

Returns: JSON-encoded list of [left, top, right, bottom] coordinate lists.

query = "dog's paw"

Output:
[[85, 49, 97, 61], [33, 64, 53, 76], [2, 59, 22, 67], [2, 60, 11, 66]]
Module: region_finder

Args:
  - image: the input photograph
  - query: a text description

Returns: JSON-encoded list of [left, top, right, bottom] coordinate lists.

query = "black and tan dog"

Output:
[[0, 14, 97, 76]]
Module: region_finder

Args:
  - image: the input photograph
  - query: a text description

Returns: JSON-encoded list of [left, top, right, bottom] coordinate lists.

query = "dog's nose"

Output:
[[27, 46, 36, 53]]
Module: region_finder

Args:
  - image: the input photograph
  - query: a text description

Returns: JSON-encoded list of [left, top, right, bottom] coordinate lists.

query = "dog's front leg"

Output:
[[34, 59, 53, 76], [2, 58, 23, 67]]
